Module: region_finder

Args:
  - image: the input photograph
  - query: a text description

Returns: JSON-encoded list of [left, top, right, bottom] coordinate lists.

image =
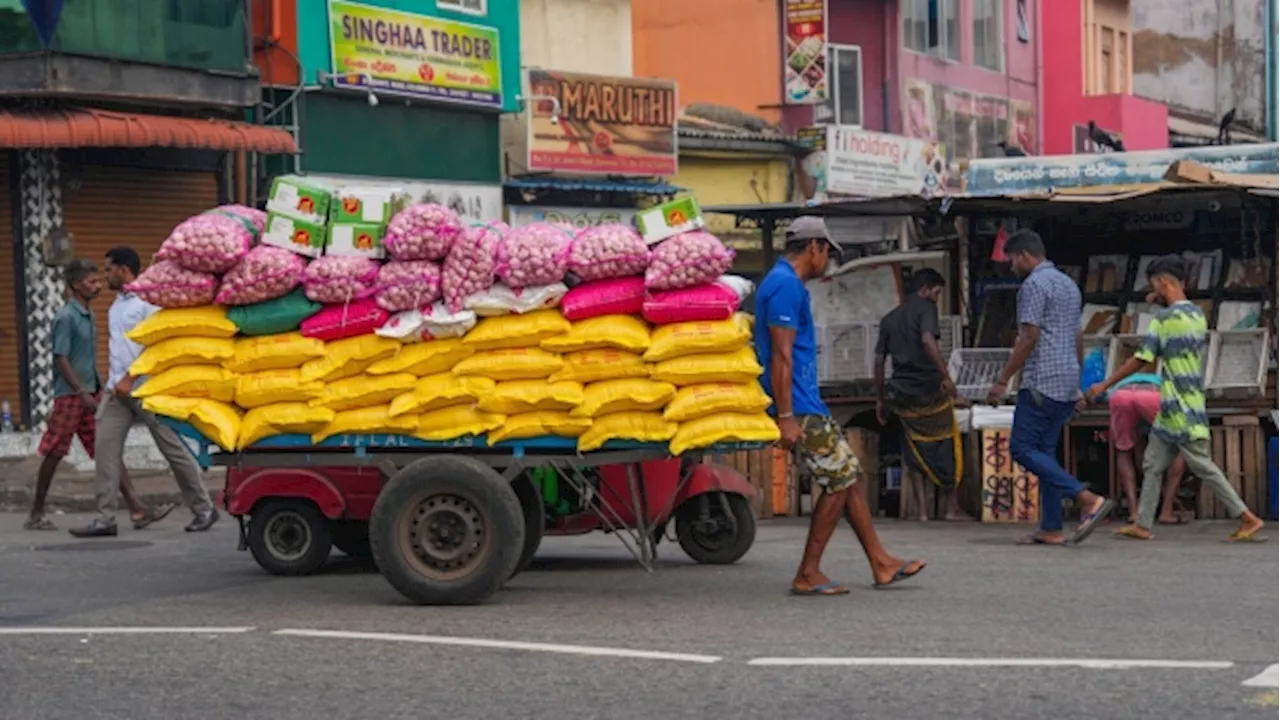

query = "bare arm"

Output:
[[1091, 356, 1147, 396], [768, 326, 797, 417], [997, 323, 1040, 385], [54, 355, 89, 394], [873, 352, 887, 402]]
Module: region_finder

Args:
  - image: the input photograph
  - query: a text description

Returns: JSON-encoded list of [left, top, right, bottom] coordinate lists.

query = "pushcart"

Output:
[[163, 419, 765, 605]]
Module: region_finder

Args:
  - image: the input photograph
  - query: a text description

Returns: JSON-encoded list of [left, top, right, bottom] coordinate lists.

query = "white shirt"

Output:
[[107, 291, 159, 388]]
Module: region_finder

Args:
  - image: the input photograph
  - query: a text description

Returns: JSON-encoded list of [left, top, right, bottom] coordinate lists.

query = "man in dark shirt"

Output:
[[874, 269, 970, 521]]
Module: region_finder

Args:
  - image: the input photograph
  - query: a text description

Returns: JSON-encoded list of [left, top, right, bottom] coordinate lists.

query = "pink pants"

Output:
[[1109, 387, 1161, 451]]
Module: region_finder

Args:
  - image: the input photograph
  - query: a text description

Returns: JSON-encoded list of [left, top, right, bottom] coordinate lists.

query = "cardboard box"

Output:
[[266, 175, 331, 224], [329, 187, 407, 225], [262, 213, 326, 258], [327, 222, 386, 259], [635, 197, 705, 246]]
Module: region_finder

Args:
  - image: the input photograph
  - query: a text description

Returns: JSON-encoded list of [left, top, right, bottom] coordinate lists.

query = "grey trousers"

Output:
[[1138, 433, 1247, 529], [94, 394, 213, 525]]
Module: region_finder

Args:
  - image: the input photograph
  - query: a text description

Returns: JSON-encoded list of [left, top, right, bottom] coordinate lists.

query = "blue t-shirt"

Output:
[[754, 259, 828, 417]]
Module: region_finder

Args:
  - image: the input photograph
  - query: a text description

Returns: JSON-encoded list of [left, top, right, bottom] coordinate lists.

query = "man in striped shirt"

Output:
[[1083, 254, 1265, 542]]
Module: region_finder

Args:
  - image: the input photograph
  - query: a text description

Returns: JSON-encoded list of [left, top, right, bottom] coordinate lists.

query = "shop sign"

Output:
[[964, 142, 1280, 197], [1119, 210, 1195, 230], [328, 0, 503, 109], [823, 126, 945, 198], [306, 173, 503, 224], [783, 0, 828, 104], [508, 206, 637, 229], [525, 69, 678, 176]]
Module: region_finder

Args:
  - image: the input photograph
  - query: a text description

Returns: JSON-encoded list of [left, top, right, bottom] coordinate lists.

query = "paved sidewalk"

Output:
[[0, 455, 224, 513]]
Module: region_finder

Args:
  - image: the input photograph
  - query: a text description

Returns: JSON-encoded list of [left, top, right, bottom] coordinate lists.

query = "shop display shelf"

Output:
[[948, 348, 1018, 401], [1206, 329, 1270, 394], [817, 322, 876, 383]]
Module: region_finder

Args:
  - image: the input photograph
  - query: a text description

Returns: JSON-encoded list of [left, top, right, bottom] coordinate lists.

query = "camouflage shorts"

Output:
[[796, 414, 860, 495]]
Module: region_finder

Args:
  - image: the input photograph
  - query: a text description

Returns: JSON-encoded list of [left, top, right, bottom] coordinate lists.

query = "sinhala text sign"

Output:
[[328, 0, 502, 109], [525, 69, 677, 176]]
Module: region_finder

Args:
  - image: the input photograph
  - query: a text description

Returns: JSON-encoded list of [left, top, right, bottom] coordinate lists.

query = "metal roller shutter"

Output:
[[0, 154, 21, 423], [61, 165, 218, 388]]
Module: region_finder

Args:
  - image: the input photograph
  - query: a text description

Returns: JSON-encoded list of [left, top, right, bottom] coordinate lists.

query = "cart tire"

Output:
[[370, 456, 524, 605], [675, 493, 756, 565], [510, 473, 544, 578], [331, 521, 373, 559], [247, 500, 333, 576]]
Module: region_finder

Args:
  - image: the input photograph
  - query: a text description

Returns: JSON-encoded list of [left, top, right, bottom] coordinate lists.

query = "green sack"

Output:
[[227, 288, 321, 336]]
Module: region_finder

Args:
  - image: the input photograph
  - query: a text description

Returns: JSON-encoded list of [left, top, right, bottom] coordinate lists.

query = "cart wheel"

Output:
[[510, 473, 544, 579], [675, 493, 756, 565], [247, 500, 333, 576], [331, 521, 372, 559], [370, 456, 524, 605]]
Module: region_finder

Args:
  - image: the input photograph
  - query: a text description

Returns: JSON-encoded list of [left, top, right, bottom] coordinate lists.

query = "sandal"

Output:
[[1016, 533, 1066, 546], [1113, 525, 1152, 540], [133, 503, 176, 530], [23, 516, 57, 531], [1225, 529, 1269, 543], [790, 582, 850, 596]]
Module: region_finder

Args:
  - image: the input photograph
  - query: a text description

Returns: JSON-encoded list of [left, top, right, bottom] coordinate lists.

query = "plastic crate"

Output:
[[938, 315, 963, 362], [948, 348, 1018, 400], [1206, 329, 1269, 392], [817, 322, 875, 382]]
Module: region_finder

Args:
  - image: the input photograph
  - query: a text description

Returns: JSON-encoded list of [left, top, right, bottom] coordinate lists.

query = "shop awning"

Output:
[[705, 196, 933, 220], [0, 108, 296, 153], [504, 177, 684, 195]]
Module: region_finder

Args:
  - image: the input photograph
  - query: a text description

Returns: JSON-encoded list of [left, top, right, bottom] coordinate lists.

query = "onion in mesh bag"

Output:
[[644, 230, 736, 291], [384, 203, 464, 261], [442, 222, 503, 312], [374, 260, 442, 313], [214, 246, 306, 306], [494, 222, 572, 288], [302, 255, 379, 304], [154, 210, 256, 273], [124, 260, 217, 308], [567, 223, 650, 282], [212, 204, 267, 234]]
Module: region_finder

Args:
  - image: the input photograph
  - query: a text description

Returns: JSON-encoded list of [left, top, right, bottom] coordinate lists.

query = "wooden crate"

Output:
[[705, 448, 789, 519], [1197, 416, 1266, 519], [978, 427, 1040, 524]]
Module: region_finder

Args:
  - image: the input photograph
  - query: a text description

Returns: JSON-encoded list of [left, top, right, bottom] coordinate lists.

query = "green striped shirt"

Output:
[[1134, 301, 1208, 442]]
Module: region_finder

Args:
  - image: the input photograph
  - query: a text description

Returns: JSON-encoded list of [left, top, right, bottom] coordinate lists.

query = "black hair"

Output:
[[1146, 254, 1188, 285], [783, 238, 821, 256], [908, 268, 946, 293], [1003, 229, 1045, 258], [105, 246, 142, 277], [63, 258, 96, 286]]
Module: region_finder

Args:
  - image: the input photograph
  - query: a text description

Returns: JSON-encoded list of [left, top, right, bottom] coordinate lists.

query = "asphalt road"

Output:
[[0, 512, 1275, 719]]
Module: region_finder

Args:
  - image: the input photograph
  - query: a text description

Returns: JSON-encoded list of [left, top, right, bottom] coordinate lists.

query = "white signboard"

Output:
[[508, 205, 638, 229], [825, 126, 938, 198], [304, 173, 504, 225]]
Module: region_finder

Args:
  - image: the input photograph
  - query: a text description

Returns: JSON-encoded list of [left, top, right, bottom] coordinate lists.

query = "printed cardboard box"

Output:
[[266, 175, 331, 225], [262, 212, 326, 258], [327, 222, 386, 260], [636, 197, 705, 246], [329, 187, 408, 225]]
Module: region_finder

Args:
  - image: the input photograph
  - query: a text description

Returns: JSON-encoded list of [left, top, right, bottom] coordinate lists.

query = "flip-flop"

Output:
[[23, 516, 56, 531], [1071, 498, 1115, 544], [1225, 530, 1269, 543], [133, 503, 176, 530], [790, 582, 850, 596], [1016, 533, 1066, 546], [873, 560, 926, 589], [1113, 525, 1152, 540]]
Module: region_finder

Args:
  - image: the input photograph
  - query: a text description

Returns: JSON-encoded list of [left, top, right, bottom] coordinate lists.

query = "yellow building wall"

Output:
[[671, 152, 792, 276]]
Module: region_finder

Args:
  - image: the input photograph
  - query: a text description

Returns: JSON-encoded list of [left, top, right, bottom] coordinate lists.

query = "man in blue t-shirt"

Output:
[[756, 216, 926, 596]]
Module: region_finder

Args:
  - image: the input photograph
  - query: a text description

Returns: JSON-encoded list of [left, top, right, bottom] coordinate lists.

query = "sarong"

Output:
[[889, 385, 963, 490]]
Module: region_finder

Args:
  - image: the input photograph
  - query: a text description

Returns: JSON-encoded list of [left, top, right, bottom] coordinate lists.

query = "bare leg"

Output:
[[944, 490, 974, 521], [908, 468, 929, 522], [793, 489, 845, 591], [29, 453, 63, 520], [1116, 449, 1139, 522], [844, 486, 924, 585], [1156, 455, 1186, 523]]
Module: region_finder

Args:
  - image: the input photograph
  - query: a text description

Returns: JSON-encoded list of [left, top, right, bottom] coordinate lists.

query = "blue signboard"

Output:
[[963, 143, 1280, 197]]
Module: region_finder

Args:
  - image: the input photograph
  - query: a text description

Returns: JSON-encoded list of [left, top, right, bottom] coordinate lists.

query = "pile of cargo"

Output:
[[123, 178, 779, 455]]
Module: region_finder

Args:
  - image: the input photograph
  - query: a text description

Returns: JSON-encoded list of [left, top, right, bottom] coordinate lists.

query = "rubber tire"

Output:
[[509, 473, 545, 578], [331, 521, 373, 559], [370, 456, 525, 606], [247, 500, 333, 576], [675, 494, 757, 565]]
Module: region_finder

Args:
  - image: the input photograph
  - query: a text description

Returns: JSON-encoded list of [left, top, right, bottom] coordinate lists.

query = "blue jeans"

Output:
[[1010, 389, 1083, 532]]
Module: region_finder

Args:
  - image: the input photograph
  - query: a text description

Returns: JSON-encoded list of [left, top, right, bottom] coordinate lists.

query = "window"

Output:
[[1117, 30, 1129, 93], [972, 0, 1003, 71], [436, 0, 486, 16], [813, 45, 863, 126], [903, 0, 959, 61], [1099, 27, 1114, 93]]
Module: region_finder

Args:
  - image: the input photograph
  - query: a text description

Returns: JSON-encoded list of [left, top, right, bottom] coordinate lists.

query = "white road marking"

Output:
[[273, 628, 723, 664], [1242, 664, 1280, 688], [0, 627, 256, 635], [747, 657, 1235, 670]]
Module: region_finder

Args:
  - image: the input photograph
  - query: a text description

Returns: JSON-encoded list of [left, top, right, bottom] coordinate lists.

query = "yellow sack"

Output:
[[239, 402, 336, 449], [125, 306, 236, 346], [140, 396, 239, 451], [571, 379, 675, 418], [415, 405, 505, 442], [669, 412, 780, 456], [488, 412, 592, 444], [367, 338, 474, 377], [548, 349, 650, 384], [540, 315, 650, 354], [388, 374, 495, 417], [452, 347, 564, 381], [462, 309, 571, 351], [642, 314, 752, 362], [650, 346, 763, 386], [140, 395, 202, 421], [235, 369, 325, 409], [133, 366, 235, 403], [477, 380, 583, 414], [129, 337, 235, 377], [300, 335, 400, 383], [227, 332, 325, 373], [577, 411, 677, 452], [662, 382, 773, 422], [313, 373, 418, 412], [312, 405, 418, 444]]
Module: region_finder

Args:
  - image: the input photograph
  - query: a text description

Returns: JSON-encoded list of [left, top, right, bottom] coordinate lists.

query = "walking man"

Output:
[[1083, 254, 1266, 541], [71, 247, 218, 538], [26, 260, 166, 531], [874, 268, 971, 521], [985, 230, 1114, 545], [758, 216, 926, 596]]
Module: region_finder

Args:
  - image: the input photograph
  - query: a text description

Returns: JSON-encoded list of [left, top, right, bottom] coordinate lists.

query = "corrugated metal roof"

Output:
[[504, 177, 684, 194], [0, 108, 296, 153]]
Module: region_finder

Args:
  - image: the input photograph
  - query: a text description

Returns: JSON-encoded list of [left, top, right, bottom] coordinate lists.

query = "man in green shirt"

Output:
[[1083, 254, 1265, 541]]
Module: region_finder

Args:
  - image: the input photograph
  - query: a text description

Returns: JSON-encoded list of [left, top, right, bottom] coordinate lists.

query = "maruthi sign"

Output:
[[328, 0, 502, 109], [525, 69, 678, 176]]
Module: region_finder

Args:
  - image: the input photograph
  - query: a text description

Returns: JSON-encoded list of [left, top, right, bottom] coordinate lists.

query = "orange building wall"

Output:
[[632, 0, 781, 121], [252, 0, 301, 86]]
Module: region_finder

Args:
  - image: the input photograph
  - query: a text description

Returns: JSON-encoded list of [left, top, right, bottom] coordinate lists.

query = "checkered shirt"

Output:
[[1016, 261, 1082, 402]]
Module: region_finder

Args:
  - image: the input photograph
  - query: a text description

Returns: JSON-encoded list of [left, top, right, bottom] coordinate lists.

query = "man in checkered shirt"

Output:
[[986, 230, 1114, 545]]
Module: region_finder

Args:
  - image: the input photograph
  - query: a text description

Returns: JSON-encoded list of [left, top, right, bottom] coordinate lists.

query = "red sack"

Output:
[[299, 298, 390, 341], [560, 277, 645, 322], [642, 282, 741, 325]]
